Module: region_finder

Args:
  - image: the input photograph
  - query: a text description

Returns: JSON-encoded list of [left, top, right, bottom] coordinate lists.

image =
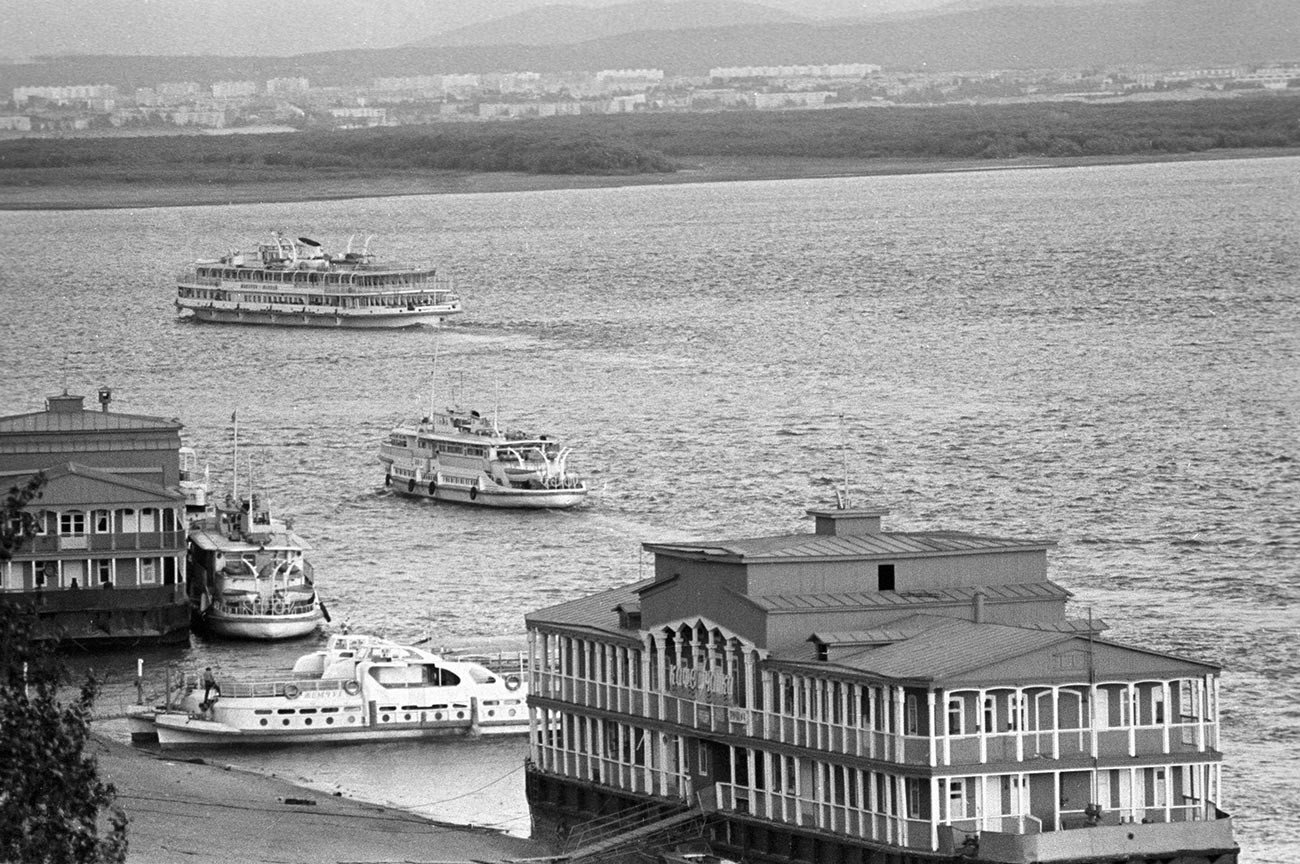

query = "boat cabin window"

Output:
[[424, 665, 461, 687]]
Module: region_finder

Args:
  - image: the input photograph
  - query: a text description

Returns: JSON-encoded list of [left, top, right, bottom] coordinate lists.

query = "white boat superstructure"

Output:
[[187, 497, 325, 640], [177, 446, 209, 513], [132, 634, 529, 747], [175, 232, 463, 329], [378, 406, 587, 509]]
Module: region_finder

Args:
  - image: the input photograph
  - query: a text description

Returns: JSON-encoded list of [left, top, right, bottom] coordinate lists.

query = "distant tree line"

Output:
[[0, 94, 1297, 180]]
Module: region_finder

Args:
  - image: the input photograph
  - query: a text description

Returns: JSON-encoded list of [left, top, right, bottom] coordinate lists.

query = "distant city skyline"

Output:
[[3, 0, 958, 58]]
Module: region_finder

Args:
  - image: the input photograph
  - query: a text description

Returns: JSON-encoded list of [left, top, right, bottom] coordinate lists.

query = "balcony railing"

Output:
[[534, 670, 1218, 765], [22, 530, 187, 554], [715, 782, 933, 851]]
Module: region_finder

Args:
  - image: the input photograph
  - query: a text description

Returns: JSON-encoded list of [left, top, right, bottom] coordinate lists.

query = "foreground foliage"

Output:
[[1, 477, 128, 864], [0, 93, 1297, 184]]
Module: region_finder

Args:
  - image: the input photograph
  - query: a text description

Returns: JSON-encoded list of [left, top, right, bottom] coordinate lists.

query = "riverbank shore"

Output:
[[2, 148, 1295, 210], [91, 734, 547, 864]]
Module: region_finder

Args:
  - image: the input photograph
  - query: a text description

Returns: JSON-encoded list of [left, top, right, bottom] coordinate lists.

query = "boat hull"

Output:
[[389, 479, 587, 509], [179, 304, 460, 329], [202, 609, 324, 640]]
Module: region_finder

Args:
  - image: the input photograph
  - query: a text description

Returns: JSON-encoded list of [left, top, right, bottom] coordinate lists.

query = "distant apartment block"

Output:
[[711, 64, 881, 80], [13, 84, 118, 106], [597, 68, 665, 82], [749, 90, 835, 109], [157, 81, 202, 100], [211, 80, 257, 99], [266, 77, 309, 96], [328, 106, 386, 126], [0, 115, 32, 131]]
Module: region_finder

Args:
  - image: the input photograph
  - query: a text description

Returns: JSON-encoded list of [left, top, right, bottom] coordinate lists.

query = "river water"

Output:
[[1, 156, 1296, 861]]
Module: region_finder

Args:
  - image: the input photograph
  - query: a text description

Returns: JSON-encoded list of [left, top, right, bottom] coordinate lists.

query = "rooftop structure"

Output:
[[523, 505, 1236, 864]]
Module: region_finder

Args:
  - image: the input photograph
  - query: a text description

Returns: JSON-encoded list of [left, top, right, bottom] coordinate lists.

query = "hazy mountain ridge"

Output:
[[3, 0, 1295, 92], [423, 0, 809, 48]]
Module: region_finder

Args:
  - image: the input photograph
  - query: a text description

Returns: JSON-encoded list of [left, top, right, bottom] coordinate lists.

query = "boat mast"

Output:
[[231, 410, 239, 510]]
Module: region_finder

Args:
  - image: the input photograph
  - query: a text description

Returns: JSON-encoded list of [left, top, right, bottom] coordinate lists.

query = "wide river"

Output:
[[1, 156, 1296, 862]]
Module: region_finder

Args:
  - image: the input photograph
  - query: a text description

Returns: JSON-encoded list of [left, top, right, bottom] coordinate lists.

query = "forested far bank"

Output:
[[0, 94, 1297, 192]]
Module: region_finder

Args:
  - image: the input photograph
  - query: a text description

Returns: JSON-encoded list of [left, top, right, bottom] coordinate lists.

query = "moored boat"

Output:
[[130, 633, 529, 747], [378, 405, 587, 509], [187, 494, 325, 640], [175, 232, 462, 329]]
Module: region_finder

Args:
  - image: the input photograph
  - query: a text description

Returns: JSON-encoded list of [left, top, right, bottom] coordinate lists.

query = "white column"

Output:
[[1161, 680, 1172, 754], [1051, 686, 1061, 759], [1053, 771, 1061, 831], [1014, 686, 1025, 762], [930, 776, 941, 850], [1126, 682, 1137, 757], [927, 689, 938, 767], [977, 688, 988, 764]]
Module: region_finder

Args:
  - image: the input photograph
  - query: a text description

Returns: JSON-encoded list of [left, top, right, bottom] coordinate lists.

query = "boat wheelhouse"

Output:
[[378, 406, 587, 509], [523, 506, 1237, 864], [186, 495, 324, 640], [175, 232, 462, 329], [130, 633, 529, 747]]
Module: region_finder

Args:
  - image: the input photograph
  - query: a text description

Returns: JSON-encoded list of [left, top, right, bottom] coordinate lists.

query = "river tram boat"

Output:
[[378, 405, 587, 509], [175, 232, 462, 329], [187, 495, 325, 640], [130, 633, 529, 748]]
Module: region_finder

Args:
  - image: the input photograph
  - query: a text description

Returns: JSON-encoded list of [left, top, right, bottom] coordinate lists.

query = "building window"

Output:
[[140, 508, 157, 533], [119, 509, 137, 532], [95, 560, 113, 587], [905, 694, 919, 734], [877, 563, 895, 591], [59, 511, 87, 536], [697, 742, 711, 776], [907, 777, 922, 818], [948, 697, 965, 735], [140, 559, 157, 584], [983, 695, 997, 732], [34, 560, 56, 588], [93, 509, 111, 532]]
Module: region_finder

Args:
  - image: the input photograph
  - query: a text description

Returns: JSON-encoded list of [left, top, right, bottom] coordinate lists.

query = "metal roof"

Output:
[[827, 617, 1073, 681], [751, 580, 1071, 613], [15, 462, 184, 500], [0, 406, 181, 436], [525, 579, 651, 634], [645, 528, 1051, 562]]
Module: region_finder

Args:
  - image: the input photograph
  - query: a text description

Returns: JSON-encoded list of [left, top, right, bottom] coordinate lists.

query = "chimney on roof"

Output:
[[46, 393, 85, 413], [973, 589, 986, 624], [98, 387, 112, 412], [807, 506, 889, 537]]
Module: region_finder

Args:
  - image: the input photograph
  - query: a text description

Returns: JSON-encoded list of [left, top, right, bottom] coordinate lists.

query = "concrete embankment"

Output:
[[92, 735, 548, 864]]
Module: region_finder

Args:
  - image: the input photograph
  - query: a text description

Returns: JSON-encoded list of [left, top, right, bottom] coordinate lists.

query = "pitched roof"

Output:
[[0, 402, 181, 436], [750, 580, 1070, 613], [525, 579, 651, 636], [40, 462, 182, 499], [645, 529, 1051, 563], [818, 617, 1073, 681]]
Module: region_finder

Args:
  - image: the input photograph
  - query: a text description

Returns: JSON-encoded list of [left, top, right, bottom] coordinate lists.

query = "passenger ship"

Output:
[[523, 505, 1238, 864], [186, 495, 325, 640], [378, 405, 587, 509], [175, 232, 462, 329], [130, 633, 529, 748]]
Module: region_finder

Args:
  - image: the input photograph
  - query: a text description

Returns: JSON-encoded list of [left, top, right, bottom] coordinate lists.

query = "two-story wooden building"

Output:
[[0, 391, 191, 646], [524, 507, 1237, 864]]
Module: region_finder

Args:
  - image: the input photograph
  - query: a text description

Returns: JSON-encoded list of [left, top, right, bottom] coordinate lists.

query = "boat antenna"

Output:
[[429, 336, 439, 420], [838, 414, 851, 509], [231, 410, 239, 510], [493, 379, 501, 435]]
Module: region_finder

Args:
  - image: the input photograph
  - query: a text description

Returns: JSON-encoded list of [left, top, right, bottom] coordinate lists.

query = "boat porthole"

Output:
[[428, 481, 436, 495], [508, 709, 516, 717], [407, 479, 415, 493], [382, 714, 390, 722], [282, 719, 291, 726], [260, 719, 268, 726], [404, 713, 412, 721], [470, 487, 478, 501], [347, 716, 356, 724], [456, 711, 465, 719], [435, 712, 443, 720], [326, 717, 334, 725], [304, 718, 312, 725]]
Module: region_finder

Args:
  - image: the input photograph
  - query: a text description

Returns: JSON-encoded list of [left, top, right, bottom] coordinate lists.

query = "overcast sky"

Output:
[[2, 0, 953, 58]]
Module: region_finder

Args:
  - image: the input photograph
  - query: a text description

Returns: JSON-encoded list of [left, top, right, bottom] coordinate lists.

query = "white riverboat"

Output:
[[378, 405, 588, 509], [130, 634, 529, 748], [187, 495, 325, 640], [175, 232, 462, 329]]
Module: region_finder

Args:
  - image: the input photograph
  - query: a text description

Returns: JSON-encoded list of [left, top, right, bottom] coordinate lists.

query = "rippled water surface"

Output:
[[2, 157, 1297, 860]]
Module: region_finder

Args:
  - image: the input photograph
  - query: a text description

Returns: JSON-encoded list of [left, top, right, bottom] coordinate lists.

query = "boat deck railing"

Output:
[[180, 672, 351, 699], [445, 649, 529, 676]]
